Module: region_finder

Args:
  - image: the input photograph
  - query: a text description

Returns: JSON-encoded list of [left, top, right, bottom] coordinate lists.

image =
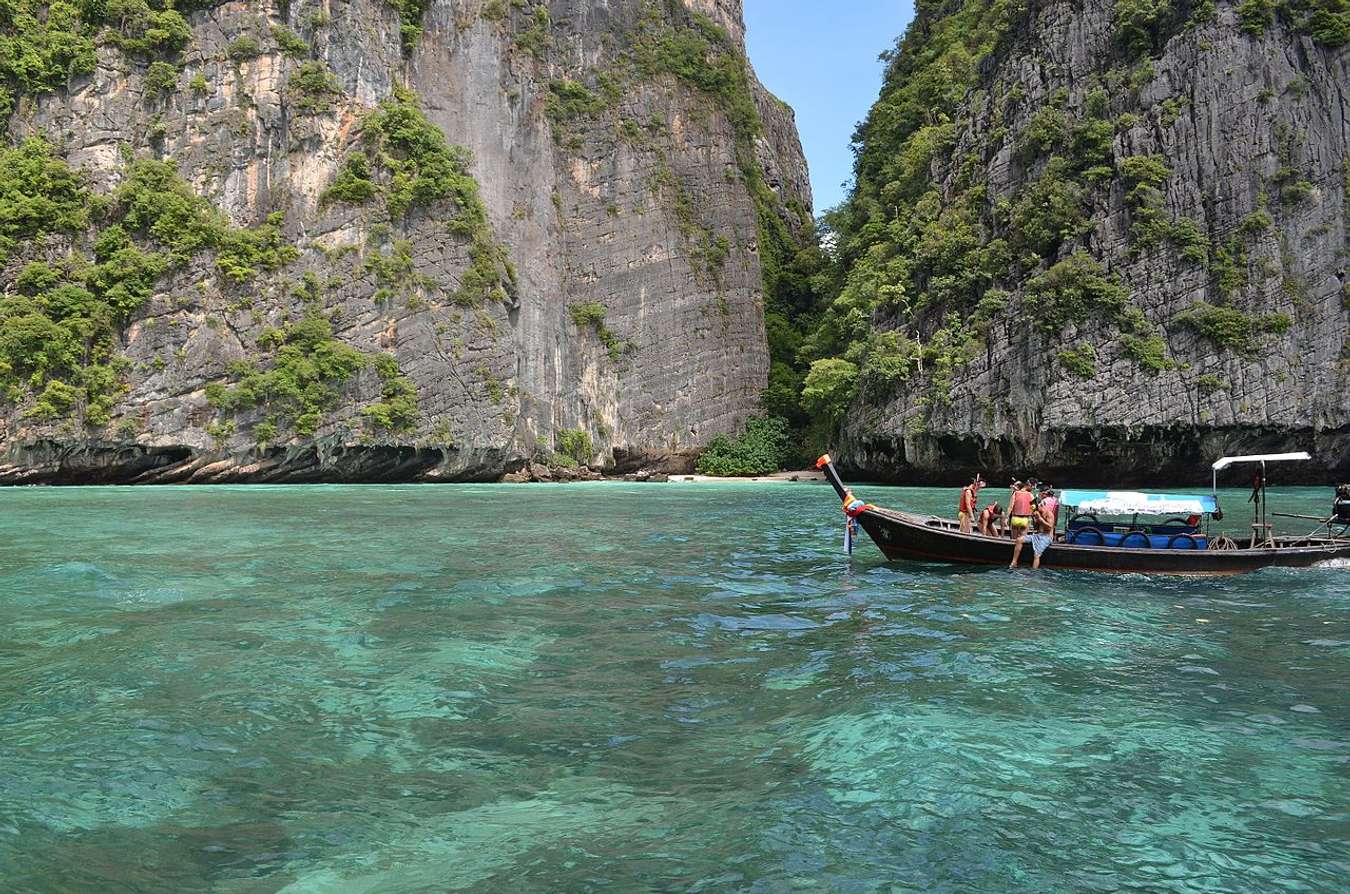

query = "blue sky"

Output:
[[744, 1, 915, 213]]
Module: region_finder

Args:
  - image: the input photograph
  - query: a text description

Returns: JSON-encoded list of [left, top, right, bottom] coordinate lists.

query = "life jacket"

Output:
[[1010, 490, 1033, 516], [959, 485, 976, 514]]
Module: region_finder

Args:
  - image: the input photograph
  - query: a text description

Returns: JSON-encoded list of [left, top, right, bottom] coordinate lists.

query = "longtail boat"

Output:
[[817, 453, 1350, 575]]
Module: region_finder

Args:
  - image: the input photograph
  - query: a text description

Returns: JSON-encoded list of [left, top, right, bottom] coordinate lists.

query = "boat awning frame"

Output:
[[1059, 490, 1218, 516], [1211, 452, 1311, 471], [1211, 451, 1311, 499]]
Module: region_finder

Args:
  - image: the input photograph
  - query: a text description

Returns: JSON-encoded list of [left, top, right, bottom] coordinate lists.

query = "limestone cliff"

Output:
[[820, 0, 1349, 484], [0, 0, 812, 483]]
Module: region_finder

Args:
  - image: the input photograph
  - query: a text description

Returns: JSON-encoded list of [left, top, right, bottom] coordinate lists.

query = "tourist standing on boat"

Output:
[[1030, 500, 1057, 569], [979, 502, 1004, 537], [1008, 481, 1035, 567], [1039, 486, 1059, 533], [958, 474, 985, 534]]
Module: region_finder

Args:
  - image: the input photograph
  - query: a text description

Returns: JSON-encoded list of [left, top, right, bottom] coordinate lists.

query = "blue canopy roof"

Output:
[[1058, 490, 1218, 515]]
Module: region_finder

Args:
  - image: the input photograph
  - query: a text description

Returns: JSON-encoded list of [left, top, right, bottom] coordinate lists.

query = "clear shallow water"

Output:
[[1, 482, 1347, 893]]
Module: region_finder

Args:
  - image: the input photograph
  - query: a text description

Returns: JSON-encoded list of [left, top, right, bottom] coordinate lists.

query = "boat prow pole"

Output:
[[815, 454, 851, 502]]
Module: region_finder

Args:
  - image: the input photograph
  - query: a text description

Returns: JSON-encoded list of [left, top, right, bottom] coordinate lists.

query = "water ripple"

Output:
[[0, 482, 1345, 892]]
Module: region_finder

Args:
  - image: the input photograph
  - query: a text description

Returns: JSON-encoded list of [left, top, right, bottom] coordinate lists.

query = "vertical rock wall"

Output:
[[0, 0, 813, 483], [833, 0, 1349, 484]]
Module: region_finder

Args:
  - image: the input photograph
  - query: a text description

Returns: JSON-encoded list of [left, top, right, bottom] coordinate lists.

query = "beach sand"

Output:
[[668, 470, 827, 484]]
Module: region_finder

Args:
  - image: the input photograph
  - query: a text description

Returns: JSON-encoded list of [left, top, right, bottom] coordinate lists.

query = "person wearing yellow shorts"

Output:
[[1008, 481, 1035, 568]]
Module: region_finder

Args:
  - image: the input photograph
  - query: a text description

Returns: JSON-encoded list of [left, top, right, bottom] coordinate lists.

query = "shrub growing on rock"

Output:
[[695, 416, 792, 477]]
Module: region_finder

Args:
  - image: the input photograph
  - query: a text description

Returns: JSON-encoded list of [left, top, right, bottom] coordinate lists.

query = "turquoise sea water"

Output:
[[1, 482, 1347, 893]]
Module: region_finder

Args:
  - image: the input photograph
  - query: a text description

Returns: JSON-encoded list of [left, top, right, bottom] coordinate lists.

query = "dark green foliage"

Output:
[[1018, 106, 1068, 160], [226, 34, 261, 61], [1174, 301, 1292, 353], [1114, 0, 1176, 56], [1169, 217, 1209, 264], [0, 136, 89, 258], [1279, 177, 1315, 204], [332, 89, 513, 306], [1120, 333, 1174, 370], [1211, 236, 1248, 298], [1010, 159, 1090, 257], [1120, 154, 1170, 191], [213, 212, 297, 283], [1236, 0, 1347, 43], [288, 60, 338, 113], [1069, 116, 1115, 180], [110, 157, 298, 279], [569, 301, 624, 360], [1120, 154, 1171, 246], [851, 0, 1022, 198], [544, 78, 602, 133], [322, 154, 378, 205], [761, 359, 806, 421], [206, 315, 365, 436], [0, 1, 98, 116], [143, 59, 178, 95], [1302, 4, 1350, 44], [857, 329, 922, 400], [366, 87, 473, 216], [801, 359, 859, 426], [1119, 156, 1210, 260], [271, 24, 309, 58], [556, 428, 594, 464], [512, 5, 551, 58], [1058, 344, 1097, 378], [361, 354, 418, 431], [101, 0, 193, 57], [1025, 251, 1131, 334], [253, 419, 278, 444], [1237, 0, 1274, 33], [387, 0, 433, 53], [695, 416, 792, 477], [0, 139, 299, 427]]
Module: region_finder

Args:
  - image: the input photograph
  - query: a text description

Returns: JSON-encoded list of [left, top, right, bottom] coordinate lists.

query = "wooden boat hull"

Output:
[[857, 507, 1350, 574]]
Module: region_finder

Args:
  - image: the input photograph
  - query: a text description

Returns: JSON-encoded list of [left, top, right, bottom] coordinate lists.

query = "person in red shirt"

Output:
[[958, 474, 985, 534]]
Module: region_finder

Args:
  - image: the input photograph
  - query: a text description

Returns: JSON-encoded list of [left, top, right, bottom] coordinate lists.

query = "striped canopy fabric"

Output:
[[1059, 490, 1218, 516]]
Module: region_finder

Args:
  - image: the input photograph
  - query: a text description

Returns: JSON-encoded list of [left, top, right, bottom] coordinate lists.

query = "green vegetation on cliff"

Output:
[[792, 0, 1327, 447], [0, 0, 228, 116], [207, 316, 420, 438], [0, 138, 298, 427], [324, 88, 516, 308], [695, 416, 793, 477], [0, 137, 418, 439]]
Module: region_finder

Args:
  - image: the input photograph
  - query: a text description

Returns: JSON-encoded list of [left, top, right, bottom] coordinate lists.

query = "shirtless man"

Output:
[[1039, 486, 1059, 531], [1030, 499, 1057, 569]]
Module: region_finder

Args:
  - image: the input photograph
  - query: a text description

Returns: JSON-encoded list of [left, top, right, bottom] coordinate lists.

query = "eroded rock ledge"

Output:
[[841, 425, 1350, 487], [0, 439, 697, 485]]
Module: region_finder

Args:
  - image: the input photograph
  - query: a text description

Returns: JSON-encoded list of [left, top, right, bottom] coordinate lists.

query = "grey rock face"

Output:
[[1, 0, 812, 484], [842, 3, 1349, 485]]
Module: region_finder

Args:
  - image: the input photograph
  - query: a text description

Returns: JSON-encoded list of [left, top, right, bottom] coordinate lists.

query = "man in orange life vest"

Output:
[[958, 474, 985, 534], [1008, 480, 1036, 568]]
